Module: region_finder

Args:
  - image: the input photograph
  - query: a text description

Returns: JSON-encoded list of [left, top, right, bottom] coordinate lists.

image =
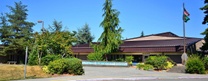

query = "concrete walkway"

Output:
[[16, 66, 208, 81]]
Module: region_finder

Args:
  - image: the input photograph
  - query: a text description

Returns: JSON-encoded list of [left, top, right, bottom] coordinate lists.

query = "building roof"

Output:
[[72, 32, 203, 53], [121, 38, 201, 47]]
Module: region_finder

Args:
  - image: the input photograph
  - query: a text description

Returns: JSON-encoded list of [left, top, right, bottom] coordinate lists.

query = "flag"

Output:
[[183, 8, 190, 22]]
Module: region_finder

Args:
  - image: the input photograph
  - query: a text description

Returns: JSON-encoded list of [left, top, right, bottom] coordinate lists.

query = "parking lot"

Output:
[[17, 66, 208, 81]]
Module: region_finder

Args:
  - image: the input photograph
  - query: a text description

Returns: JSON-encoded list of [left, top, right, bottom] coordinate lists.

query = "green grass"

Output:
[[0, 64, 51, 81]]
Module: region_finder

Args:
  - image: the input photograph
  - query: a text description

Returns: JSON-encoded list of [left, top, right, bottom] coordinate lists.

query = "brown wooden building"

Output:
[[72, 32, 204, 63]]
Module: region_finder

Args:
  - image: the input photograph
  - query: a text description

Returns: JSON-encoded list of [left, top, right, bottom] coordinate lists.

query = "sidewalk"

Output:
[[16, 66, 208, 81]]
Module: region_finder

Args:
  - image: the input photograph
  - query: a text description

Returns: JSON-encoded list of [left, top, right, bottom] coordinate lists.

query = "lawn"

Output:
[[0, 64, 51, 80]]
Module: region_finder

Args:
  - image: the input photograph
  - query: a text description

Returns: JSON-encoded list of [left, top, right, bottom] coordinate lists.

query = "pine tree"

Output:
[[94, 0, 123, 60], [0, 1, 34, 57], [140, 31, 144, 37], [76, 23, 94, 44], [0, 14, 9, 56], [200, 0, 208, 54]]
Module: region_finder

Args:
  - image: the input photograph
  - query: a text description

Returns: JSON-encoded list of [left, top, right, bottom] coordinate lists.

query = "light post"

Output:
[[37, 20, 44, 32]]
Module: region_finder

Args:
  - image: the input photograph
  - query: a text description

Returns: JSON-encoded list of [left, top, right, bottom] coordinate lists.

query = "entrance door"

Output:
[[132, 55, 142, 62]]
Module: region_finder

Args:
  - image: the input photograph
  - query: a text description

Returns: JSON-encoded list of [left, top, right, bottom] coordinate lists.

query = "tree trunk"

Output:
[[105, 54, 108, 61], [62, 53, 65, 58], [38, 51, 42, 65]]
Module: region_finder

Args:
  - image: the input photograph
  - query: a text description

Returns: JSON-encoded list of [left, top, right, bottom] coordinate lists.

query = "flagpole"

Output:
[[183, 3, 186, 54], [181, 3, 188, 65]]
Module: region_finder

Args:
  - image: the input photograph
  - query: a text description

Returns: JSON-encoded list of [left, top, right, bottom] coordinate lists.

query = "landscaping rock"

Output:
[[167, 65, 186, 73]]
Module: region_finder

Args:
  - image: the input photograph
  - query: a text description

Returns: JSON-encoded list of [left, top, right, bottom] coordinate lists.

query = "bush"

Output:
[[87, 52, 103, 61], [125, 56, 134, 66], [136, 63, 154, 71], [48, 58, 70, 74], [28, 49, 38, 65], [185, 55, 205, 74], [48, 58, 84, 75], [115, 58, 124, 62], [203, 56, 208, 70], [145, 56, 168, 70], [42, 66, 50, 73], [41, 54, 61, 65], [68, 58, 84, 75], [164, 61, 174, 69]]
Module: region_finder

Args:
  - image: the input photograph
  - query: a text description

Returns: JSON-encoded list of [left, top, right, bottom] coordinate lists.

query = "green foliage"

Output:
[[203, 56, 208, 70], [49, 20, 63, 32], [145, 56, 168, 70], [67, 58, 84, 75], [48, 28, 76, 56], [164, 61, 174, 69], [200, 0, 208, 55], [140, 31, 144, 37], [87, 52, 103, 61], [42, 66, 50, 73], [75, 23, 94, 44], [136, 63, 154, 71], [0, 1, 34, 56], [31, 20, 77, 65], [125, 56, 134, 65], [41, 54, 61, 66], [200, 0, 208, 24], [185, 55, 205, 74], [28, 47, 38, 65], [48, 58, 84, 75], [115, 58, 124, 62], [91, 0, 123, 60], [48, 58, 70, 74]]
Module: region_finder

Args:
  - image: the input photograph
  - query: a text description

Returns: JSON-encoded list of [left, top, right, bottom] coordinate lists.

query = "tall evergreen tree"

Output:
[[0, 14, 9, 56], [76, 23, 94, 44], [49, 20, 62, 33], [94, 0, 123, 60], [140, 31, 144, 37], [200, 0, 208, 53], [0, 2, 34, 57]]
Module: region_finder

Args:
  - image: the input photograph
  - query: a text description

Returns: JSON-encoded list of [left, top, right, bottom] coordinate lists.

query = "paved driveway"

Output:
[[16, 66, 208, 81]]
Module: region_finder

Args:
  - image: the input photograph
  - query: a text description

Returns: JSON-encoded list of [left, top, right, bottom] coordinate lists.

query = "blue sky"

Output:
[[1, 0, 206, 41]]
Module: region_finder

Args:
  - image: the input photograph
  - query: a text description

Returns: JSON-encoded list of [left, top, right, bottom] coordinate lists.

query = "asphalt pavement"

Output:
[[16, 66, 208, 81]]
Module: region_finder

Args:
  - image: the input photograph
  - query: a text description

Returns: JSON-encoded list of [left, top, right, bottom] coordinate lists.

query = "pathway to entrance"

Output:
[[17, 66, 208, 81]]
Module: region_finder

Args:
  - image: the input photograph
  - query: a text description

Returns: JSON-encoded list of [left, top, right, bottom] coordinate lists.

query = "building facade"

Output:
[[72, 32, 203, 63]]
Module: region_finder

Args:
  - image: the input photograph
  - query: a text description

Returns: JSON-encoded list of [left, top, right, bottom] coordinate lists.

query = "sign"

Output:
[[82, 61, 128, 67]]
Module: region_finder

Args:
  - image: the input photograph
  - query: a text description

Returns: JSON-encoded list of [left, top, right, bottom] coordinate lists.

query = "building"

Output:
[[72, 32, 204, 63]]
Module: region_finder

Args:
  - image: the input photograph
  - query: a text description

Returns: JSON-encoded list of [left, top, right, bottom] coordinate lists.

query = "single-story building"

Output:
[[72, 32, 204, 63]]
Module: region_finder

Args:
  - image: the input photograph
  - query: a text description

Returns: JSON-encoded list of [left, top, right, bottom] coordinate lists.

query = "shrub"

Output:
[[87, 52, 103, 61], [115, 58, 124, 62], [185, 55, 205, 74], [42, 66, 50, 73], [203, 56, 208, 70], [125, 56, 134, 66], [136, 63, 145, 70], [48, 58, 84, 75], [136, 63, 154, 71], [164, 61, 174, 69], [48, 58, 70, 74], [68, 58, 84, 75], [41, 54, 61, 66], [28, 50, 38, 65], [145, 56, 168, 70]]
